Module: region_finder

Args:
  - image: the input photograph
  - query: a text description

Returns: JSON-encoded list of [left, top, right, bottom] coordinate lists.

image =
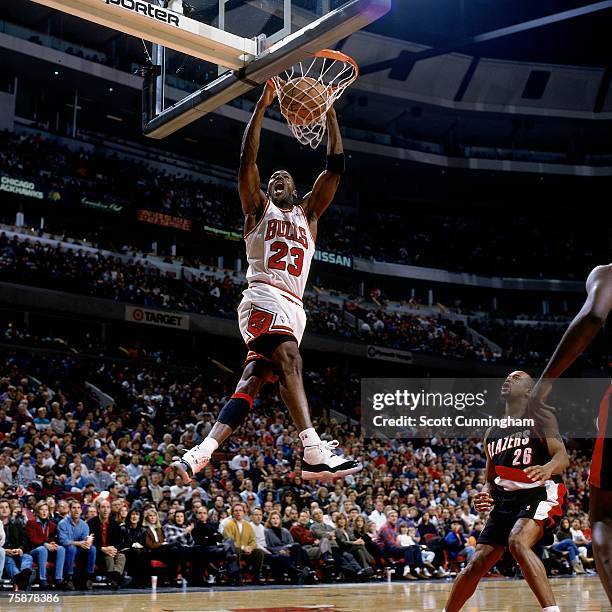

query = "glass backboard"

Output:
[[162, 1, 356, 94], [28, 0, 391, 137]]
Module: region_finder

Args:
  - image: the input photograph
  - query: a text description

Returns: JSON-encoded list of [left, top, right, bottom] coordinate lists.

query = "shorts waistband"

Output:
[[248, 280, 303, 304]]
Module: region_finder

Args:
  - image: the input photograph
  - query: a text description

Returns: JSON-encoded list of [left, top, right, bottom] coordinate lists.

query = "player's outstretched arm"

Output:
[[533, 264, 612, 399], [301, 107, 344, 224], [474, 428, 495, 513], [239, 82, 276, 222]]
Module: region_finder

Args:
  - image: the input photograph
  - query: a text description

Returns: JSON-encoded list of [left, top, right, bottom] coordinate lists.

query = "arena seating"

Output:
[[0, 343, 596, 590], [1, 131, 608, 280], [0, 231, 576, 366]]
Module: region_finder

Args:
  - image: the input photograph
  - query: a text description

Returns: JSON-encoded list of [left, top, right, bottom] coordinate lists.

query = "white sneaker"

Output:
[[434, 566, 450, 578], [422, 568, 432, 578], [301, 440, 362, 480], [172, 449, 210, 484]]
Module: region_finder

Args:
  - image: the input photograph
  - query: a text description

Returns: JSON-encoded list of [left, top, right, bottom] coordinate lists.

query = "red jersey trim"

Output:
[[495, 465, 533, 484], [232, 392, 254, 408]]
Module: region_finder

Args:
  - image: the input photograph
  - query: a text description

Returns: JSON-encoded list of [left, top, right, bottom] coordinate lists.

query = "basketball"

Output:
[[279, 77, 328, 126]]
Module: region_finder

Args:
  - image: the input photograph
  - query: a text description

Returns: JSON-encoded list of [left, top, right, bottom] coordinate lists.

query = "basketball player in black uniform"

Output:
[[444, 370, 569, 612], [530, 263, 612, 602]]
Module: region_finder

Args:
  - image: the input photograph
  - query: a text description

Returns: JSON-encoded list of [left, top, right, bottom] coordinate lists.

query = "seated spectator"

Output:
[[128, 476, 153, 505], [25, 500, 66, 588], [36, 473, 62, 501], [87, 497, 126, 589], [310, 507, 363, 578], [0, 497, 34, 589], [90, 462, 114, 493], [33, 407, 51, 431], [223, 503, 264, 585], [163, 507, 203, 582], [397, 505, 416, 529], [114, 500, 129, 525], [376, 509, 427, 580], [142, 507, 182, 582], [281, 505, 298, 530], [290, 510, 329, 564], [65, 466, 90, 493], [352, 515, 384, 570], [229, 448, 250, 472], [53, 500, 70, 524], [397, 523, 434, 577], [570, 518, 594, 564], [120, 508, 147, 587], [369, 501, 387, 531], [417, 511, 439, 539], [16, 454, 37, 487], [192, 505, 239, 585], [0, 455, 12, 487], [551, 517, 585, 574], [407, 525, 445, 577], [470, 520, 484, 541], [334, 513, 373, 575], [57, 499, 96, 590], [248, 507, 268, 553], [444, 519, 475, 565], [264, 510, 309, 583]]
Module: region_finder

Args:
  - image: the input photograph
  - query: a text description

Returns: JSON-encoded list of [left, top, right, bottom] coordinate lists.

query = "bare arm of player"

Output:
[[524, 436, 569, 486], [474, 428, 495, 513], [239, 82, 276, 229], [301, 108, 343, 235], [532, 264, 612, 401]]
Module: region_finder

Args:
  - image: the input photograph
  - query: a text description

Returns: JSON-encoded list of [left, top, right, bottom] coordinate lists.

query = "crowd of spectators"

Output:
[[3, 232, 589, 368], [317, 207, 609, 281], [307, 299, 498, 362], [0, 346, 597, 591], [0, 233, 241, 319], [1, 130, 609, 280], [0, 131, 241, 234], [469, 317, 610, 369]]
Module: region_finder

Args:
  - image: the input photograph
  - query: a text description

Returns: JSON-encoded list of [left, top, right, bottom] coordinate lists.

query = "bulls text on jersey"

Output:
[[264, 219, 309, 249]]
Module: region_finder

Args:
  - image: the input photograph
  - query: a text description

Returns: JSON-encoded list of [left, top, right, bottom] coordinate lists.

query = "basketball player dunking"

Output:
[[444, 371, 569, 612], [530, 263, 612, 602], [172, 82, 362, 483]]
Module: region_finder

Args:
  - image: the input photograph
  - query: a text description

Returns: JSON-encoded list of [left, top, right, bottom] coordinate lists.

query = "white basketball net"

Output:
[[271, 51, 358, 149]]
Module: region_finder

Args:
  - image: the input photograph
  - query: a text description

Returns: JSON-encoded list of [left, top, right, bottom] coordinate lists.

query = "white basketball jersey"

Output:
[[244, 201, 315, 300]]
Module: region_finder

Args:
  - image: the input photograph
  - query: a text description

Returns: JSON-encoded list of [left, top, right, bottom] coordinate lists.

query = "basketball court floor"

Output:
[[1, 576, 608, 612]]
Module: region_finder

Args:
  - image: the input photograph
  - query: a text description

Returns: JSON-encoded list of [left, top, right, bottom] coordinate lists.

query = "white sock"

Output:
[[542, 607, 560, 612], [300, 428, 321, 448], [199, 437, 218, 456], [185, 437, 218, 467]]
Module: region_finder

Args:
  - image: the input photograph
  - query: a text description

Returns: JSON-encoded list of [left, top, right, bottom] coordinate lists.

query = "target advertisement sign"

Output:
[[125, 306, 190, 330]]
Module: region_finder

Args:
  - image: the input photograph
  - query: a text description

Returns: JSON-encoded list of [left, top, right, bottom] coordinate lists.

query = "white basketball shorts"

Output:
[[237, 282, 307, 351]]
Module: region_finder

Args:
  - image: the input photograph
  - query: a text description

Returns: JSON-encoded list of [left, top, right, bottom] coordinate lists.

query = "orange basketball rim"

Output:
[[270, 49, 359, 149]]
